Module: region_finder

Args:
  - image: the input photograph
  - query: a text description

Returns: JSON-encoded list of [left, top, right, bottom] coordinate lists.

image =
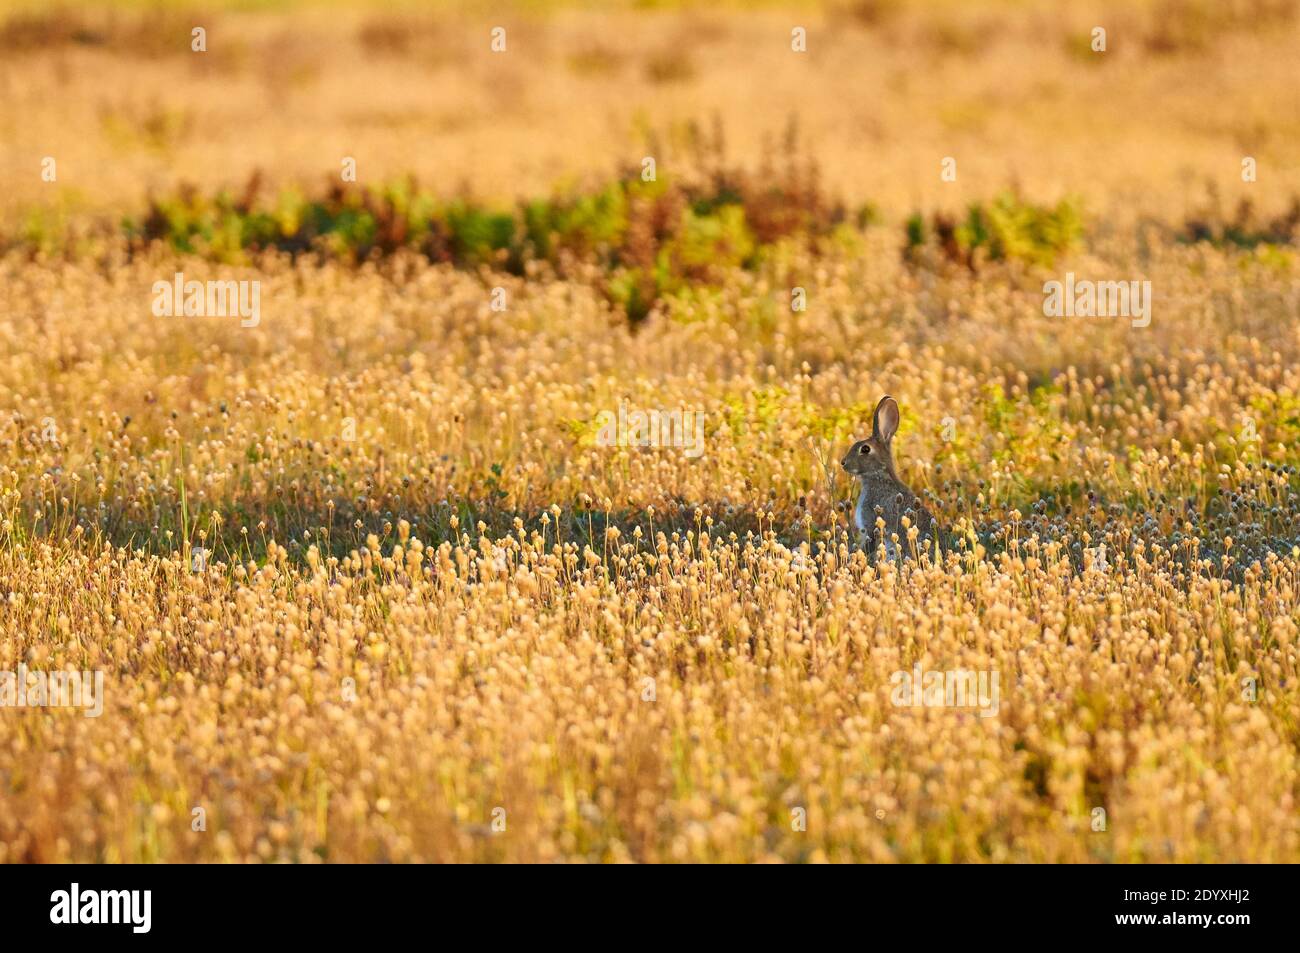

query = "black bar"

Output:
[[0, 864, 1286, 941]]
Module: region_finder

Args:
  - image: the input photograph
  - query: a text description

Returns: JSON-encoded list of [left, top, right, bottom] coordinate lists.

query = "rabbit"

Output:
[[840, 395, 938, 558]]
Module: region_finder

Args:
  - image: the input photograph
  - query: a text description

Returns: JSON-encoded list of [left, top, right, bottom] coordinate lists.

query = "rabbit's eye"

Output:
[[859, 444, 871, 455]]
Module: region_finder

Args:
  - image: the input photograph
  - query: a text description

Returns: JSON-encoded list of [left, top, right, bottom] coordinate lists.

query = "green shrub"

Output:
[[908, 192, 1082, 269], [1183, 194, 1299, 249], [76, 155, 850, 320]]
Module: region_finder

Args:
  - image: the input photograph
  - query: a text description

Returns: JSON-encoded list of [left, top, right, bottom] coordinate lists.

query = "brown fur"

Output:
[[841, 396, 937, 554]]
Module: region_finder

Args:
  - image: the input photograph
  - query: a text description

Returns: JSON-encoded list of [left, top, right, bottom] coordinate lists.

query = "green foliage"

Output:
[[908, 192, 1083, 270], [444, 203, 516, 265], [605, 267, 659, 324], [19, 205, 70, 255], [976, 193, 1082, 266], [1183, 195, 1300, 250], [905, 212, 926, 249], [107, 159, 850, 322], [664, 205, 755, 275]]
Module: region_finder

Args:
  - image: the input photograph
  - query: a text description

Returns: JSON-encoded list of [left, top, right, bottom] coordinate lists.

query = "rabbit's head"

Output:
[[841, 395, 901, 479]]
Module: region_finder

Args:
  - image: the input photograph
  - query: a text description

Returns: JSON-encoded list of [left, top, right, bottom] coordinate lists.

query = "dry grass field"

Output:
[[1, 0, 1299, 863]]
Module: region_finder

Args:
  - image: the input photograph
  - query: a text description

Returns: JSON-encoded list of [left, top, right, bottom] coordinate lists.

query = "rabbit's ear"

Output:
[[872, 396, 900, 443]]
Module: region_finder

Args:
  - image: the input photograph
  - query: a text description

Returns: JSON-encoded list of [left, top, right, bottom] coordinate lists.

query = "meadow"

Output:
[[0, 0, 1298, 863]]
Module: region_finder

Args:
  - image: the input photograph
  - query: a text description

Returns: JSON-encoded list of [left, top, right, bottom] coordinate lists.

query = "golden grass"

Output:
[[1, 0, 1299, 862], [2, 1, 1299, 222]]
